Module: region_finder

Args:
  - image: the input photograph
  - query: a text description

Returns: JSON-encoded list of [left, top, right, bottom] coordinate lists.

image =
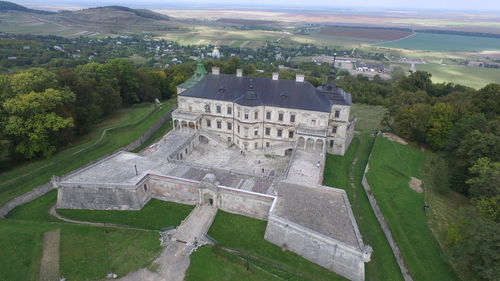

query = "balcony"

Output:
[[296, 124, 328, 137]]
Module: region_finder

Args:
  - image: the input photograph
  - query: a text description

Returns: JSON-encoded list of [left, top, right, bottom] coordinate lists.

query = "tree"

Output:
[[9, 67, 58, 95], [472, 196, 500, 223], [457, 131, 500, 166], [448, 207, 500, 281], [397, 71, 434, 94], [426, 103, 456, 150], [3, 88, 75, 159], [392, 103, 432, 143], [466, 157, 500, 198], [102, 59, 140, 104], [473, 83, 500, 118], [444, 113, 486, 153]]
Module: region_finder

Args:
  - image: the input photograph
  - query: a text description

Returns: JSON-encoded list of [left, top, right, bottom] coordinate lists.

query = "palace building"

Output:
[[173, 63, 355, 155]]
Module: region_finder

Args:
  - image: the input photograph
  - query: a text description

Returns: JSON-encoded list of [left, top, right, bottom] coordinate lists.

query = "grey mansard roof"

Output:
[[179, 74, 352, 113]]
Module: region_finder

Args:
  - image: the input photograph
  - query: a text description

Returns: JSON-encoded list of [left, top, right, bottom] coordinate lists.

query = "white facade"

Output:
[[173, 71, 355, 155]]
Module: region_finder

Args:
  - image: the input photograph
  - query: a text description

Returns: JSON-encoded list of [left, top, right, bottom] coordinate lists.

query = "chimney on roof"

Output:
[[212, 66, 220, 75], [272, 72, 279, 80], [236, 68, 243, 77], [296, 74, 305, 83]]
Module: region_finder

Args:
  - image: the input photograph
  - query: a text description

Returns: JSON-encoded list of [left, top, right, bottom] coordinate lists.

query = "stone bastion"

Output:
[[55, 129, 372, 281]]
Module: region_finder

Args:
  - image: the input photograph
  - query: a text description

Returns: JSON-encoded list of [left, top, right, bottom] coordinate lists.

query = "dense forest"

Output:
[[0, 57, 498, 280]]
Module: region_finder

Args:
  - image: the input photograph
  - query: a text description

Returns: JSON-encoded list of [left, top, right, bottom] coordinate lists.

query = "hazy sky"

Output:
[[17, 0, 500, 12]]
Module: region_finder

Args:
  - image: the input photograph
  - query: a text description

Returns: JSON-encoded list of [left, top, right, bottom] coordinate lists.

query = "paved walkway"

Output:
[[119, 205, 217, 281]]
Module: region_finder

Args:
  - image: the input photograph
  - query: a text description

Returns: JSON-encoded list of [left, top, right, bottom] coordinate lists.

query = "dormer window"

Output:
[[216, 105, 221, 114], [205, 104, 211, 113], [278, 113, 284, 121], [244, 112, 249, 120]]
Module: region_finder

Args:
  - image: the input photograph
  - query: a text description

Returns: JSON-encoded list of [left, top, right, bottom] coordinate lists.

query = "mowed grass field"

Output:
[[187, 211, 348, 281], [416, 63, 500, 89], [0, 99, 176, 208], [377, 32, 500, 52], [1, 189, 180, 281], [365, 137, 460, 281]]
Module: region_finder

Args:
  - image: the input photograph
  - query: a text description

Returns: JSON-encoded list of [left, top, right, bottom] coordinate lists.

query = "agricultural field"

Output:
[[319, 26, 413, 42], [215, 18, 277, 25], [377, 32, 500, 52], [416, 63, 500, 89]]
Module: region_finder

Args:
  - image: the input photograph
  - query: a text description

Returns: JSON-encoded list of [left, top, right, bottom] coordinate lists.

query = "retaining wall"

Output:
[[218, 186, 274, 220], [265, 214, 366, 281]]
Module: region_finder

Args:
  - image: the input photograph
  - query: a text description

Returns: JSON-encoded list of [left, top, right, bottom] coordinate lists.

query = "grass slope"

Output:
[[416, 63, 500, 89], [2, 186, 198, 280], [197, 211, 347, 281], [0, 219, 161, 281], [323, 135, 403, 281], [186, 245, 280, 281], [58, 199, 193, 230], [0, 100, 175, 207], [365, 137, 459, 281]]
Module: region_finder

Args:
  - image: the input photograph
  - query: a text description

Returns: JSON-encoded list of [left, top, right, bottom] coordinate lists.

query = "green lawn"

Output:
[[200, 210, 347, 281], [365, 137, 459, 281], [186, 245, 280, 281], [416, 63, 500, 89], [323, 135, 404, 281], [2, 185, 197, 280], [6, 188, 193, 230], [0, 219, 161, 281], [0, 100, 176, 208], [58, 199, 193, 230], [5, 190, 60, 223], [350, 104, 387, 134], [132, 117, 174, 153]]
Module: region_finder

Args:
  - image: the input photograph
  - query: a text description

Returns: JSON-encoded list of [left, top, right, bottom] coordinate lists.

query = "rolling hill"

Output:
[[0, 1, 179, 37]]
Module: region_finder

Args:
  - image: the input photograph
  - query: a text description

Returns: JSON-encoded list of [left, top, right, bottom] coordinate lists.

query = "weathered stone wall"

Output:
[[265, 214, 366, 281], [57, 184, 147, 210], [148, 174, 199, 205], [218, 186, 275, 220]]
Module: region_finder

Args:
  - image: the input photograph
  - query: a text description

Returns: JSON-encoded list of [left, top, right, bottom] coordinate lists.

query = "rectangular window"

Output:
[[216, 105, 221, 114], [265, 127, 271, 136], [227, 122, 232, 130], [227, 106, 232, 115], [277, 129, 283, 137], [266, 111, 271, 120], [217, 121, 221, 129], [278, 113, 284, 121], [334, 110, 340, 118], [254, 142, 258, 148], [237, 111, 240, 118], [330, 140, 334, 148], [266, 142, 270, 148], [228, 137, 231, 143], [254, 128, 258, 136], [311, 119, 316, 126], [206, 119, 211, 127], [205, 105, 211, 113], [290, 114, 295, 123], [288, 131, 294, 138], [244, 112, 249, 120], [244, 127, 249, 137], [254, 111, 258, 119], [237, 125, 240, 134], [332, 126, 338, 134]]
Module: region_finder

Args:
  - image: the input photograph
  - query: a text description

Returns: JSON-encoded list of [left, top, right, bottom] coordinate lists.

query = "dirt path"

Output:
[[39, 229, 60, 281], [119, 205, 217, 281]]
